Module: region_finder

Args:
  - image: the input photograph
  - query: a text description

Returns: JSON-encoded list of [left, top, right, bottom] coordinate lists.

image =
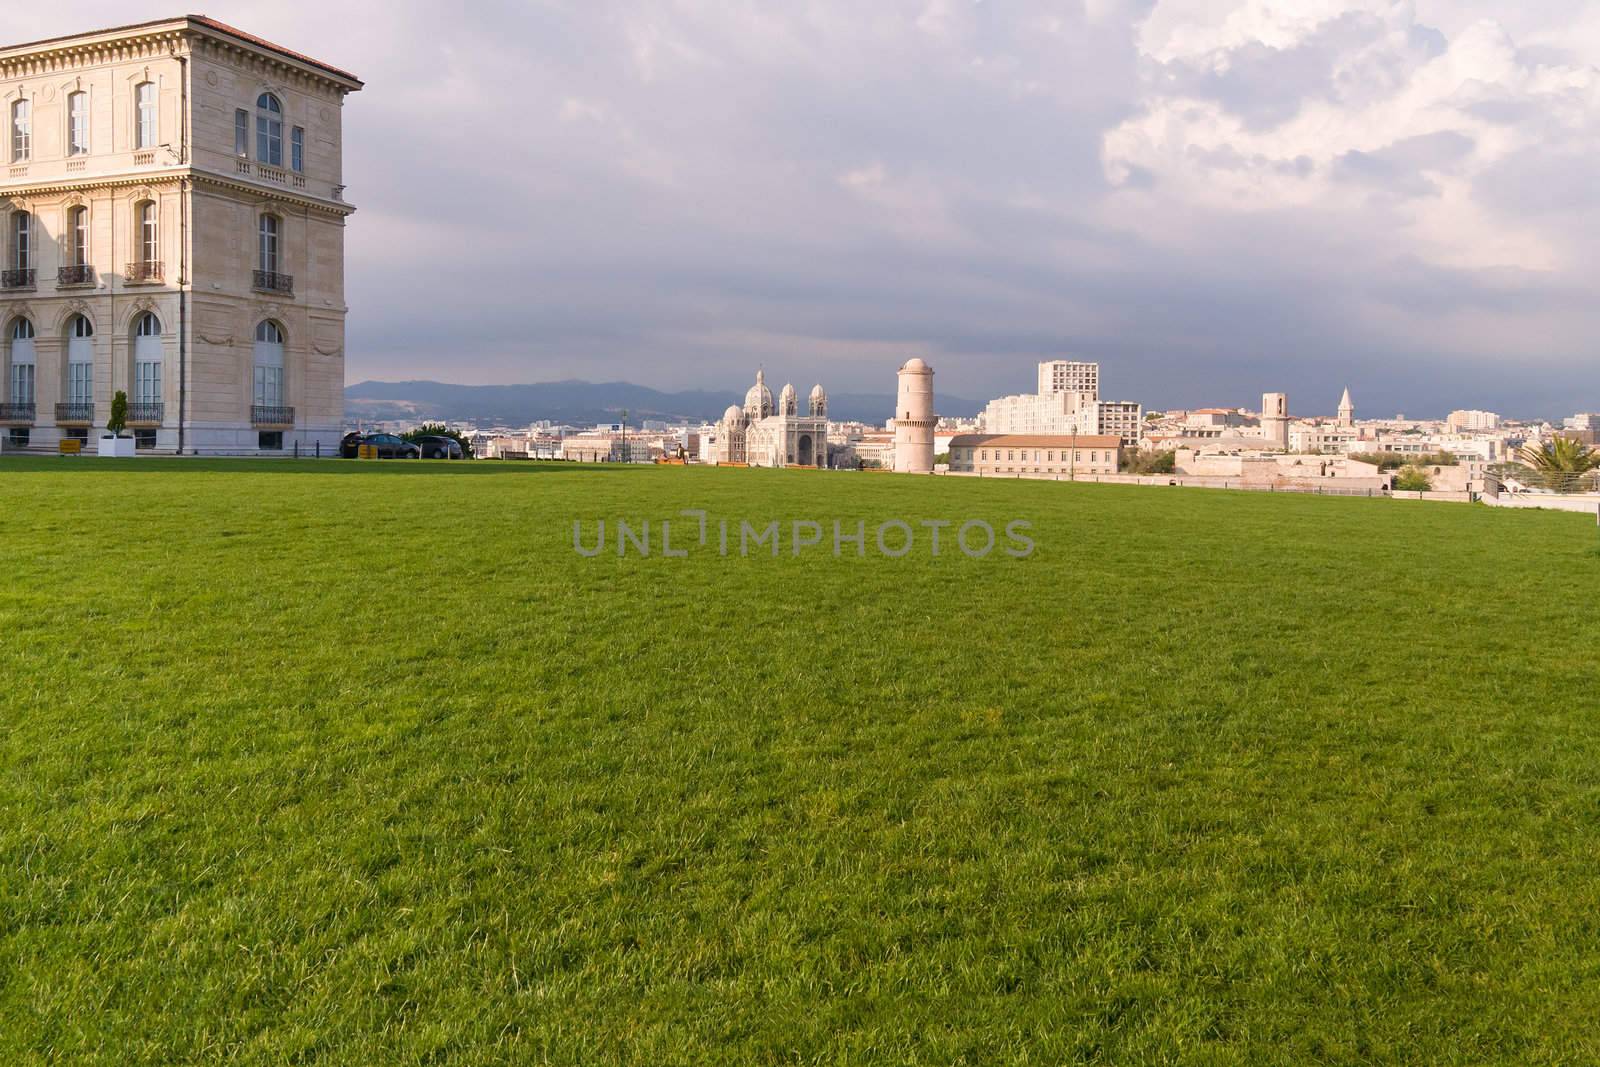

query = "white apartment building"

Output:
[[1564, 413, 1600, 432], [1037, 360, 1099, 400], [982, 359, 1142, 445], [1, 17, 360, 453], [1446, 409, 1500, 432]]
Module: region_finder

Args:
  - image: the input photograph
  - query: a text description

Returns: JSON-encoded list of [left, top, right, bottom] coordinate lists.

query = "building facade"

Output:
[[947, 434, 1121, 476], [982, 359, 1142, 445], [711, 370, 829, 468], [0, 17, 360, 454], [1037, 359, 1099, 399]]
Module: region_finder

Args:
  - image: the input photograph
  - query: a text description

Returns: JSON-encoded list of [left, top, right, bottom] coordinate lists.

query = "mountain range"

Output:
[[344, 379, 983, 427]]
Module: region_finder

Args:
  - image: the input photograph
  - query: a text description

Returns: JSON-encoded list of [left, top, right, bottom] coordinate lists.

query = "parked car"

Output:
[[415, 434, 464, 460], [342, 432, 420, 459]]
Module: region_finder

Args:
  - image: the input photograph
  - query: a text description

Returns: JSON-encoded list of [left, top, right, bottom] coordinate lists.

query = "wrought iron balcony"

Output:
[[126, 261, 163, 284], [252, 270, 294, 296], [0, 402, 36, 423], [55, 402, 94, 424], [251, 405, 295, 427], [58, 264, 96, 287], [1, 268, 35, 291], [127, 402, 164, 426]]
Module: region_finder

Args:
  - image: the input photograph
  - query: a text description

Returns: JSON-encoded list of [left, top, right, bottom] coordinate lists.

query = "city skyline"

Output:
[[12, 2, 1600, 415]]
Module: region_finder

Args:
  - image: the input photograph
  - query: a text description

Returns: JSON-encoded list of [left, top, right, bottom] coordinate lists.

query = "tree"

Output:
[[1393, 465, 1432, 491], [1350, 451, 1455, 471], [1122, 449, 1176, 475], [401, 423, 474, 458], [107, 391, 129, 437], [1518, 438, 1600, 493]]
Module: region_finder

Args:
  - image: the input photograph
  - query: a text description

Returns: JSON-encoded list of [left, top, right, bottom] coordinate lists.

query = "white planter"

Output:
[[98, 435, 137, 458]]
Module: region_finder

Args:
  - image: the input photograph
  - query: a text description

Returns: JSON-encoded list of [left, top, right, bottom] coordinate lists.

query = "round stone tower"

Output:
[[894, 358, 937, 473]]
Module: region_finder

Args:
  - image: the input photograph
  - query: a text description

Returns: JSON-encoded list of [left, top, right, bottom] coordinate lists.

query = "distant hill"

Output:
[[344, 379, 982, 427]]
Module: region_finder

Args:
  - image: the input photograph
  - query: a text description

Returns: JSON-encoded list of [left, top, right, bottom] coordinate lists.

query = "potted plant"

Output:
[[98, 390, 137, 458]]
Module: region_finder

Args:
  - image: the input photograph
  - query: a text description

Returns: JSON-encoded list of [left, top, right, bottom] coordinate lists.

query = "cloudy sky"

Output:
[[22, 2, 1600, 415]]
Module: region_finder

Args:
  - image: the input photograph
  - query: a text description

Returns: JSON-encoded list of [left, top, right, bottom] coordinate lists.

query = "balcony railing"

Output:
[[0, 402, 36, 424], [127, 402, 164, 426], [58, 264, 96, 287], [1, 268, 35, 291], [251, 405, 296, 427], [252, 270, 294, 296], [55, 402, 95, 424], [126, 261, 163, 284]]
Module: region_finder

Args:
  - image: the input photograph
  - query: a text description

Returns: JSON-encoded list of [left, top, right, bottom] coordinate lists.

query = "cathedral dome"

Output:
[[808, 384, 827, 417], [723, 404, 744, 426], [779, 382, 798, 416], [743, 369, 774, 420], [901, 357, 929, 373]]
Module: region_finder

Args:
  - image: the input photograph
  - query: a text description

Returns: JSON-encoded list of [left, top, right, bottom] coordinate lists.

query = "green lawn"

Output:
[[2, 458, 1598, 1065]]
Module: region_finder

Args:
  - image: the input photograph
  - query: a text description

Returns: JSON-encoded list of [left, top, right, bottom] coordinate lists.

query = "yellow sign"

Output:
[[59, 439, 82, 455], [358, 443, 378, 460]]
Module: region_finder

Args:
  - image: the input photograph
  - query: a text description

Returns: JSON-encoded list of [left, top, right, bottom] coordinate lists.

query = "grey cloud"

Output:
[[11, 1, 1599, 416], [1332, 131, 1476, 197]]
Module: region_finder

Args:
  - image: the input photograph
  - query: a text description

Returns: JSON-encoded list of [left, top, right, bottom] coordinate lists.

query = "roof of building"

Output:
[[949, 434, 1123, 448], [2, 14, 362, 87]]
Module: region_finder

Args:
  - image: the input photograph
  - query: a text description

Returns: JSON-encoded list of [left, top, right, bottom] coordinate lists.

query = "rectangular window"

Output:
[[253, 365, 284, 407], [258, 115, 282, 167], [10, 361, 34, 405], [69, 361, 93, 406], [10, 99, 29, 162], [136, 83, 157, 149], [258, 431, 284, 451], [291, 126, 304, 172], [259, 218, 279, 273], [235, 109, 249, 156], [13, 212, 29, 271], [68, 92, 89, 155], [140, 204, 159, 265], [134, 429, 156, 450], [71, 209, 88, 266], [135, 361, 161, 405], [7, 428, 27, 448]]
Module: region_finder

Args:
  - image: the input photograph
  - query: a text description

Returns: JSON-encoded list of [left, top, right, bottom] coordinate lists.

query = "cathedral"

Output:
[[711, 370, 829, 468]]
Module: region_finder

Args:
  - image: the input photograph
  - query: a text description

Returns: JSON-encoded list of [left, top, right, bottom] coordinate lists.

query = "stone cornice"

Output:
[[0, 167, 356, 217], [1, 18, 361, 95]]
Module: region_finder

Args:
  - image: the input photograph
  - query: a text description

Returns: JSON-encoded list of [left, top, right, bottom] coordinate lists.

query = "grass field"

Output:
[[3, 457, 1599, 1065]]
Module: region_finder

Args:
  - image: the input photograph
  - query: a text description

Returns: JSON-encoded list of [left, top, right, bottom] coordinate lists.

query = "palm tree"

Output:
[[1518, 437, 1600, 493]]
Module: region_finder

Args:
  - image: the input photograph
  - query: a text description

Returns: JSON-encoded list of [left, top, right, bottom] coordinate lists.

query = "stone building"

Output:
[[0, 16, 360, 453], [893, 357, 935, 473], [947, 434, 1121, 476], [710, 370, 829, 468]]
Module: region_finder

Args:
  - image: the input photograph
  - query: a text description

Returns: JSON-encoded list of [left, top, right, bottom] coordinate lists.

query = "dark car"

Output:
[[341, 432, 420, 459], [415, 434, 464, 460]]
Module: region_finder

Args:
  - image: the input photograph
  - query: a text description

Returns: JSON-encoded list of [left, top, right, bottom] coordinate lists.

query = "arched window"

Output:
[[67, 315, 93, 406], [10, 98, 30, 162], [68, 206, 89, 266], [256, 93, 283, 166], [68, 91, 89, 156], [133, 312, 162, 407], [253, 321, 285, 409], [135, 82, 157, 149], [137, 201, 158, 266], [258, 214, 279, 273], [8, 318, 35, 406]]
